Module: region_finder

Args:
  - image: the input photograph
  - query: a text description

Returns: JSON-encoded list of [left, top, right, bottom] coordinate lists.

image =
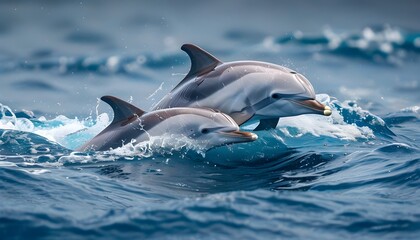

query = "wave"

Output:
[[0, 94, 399, 163], [0, 95, 417, 192], [0, 52, 186, 79], [1, 187, 418, 240], [1, 97, 419, 239], [1, 25, 418, 82], [273, 25, 420, 65]]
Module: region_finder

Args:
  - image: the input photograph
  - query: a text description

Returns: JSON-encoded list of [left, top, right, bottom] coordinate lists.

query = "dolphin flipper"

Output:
[[254, 118, 279, 131], [101, 96, 145, 124], [173, 44, 222, 90], [230, 110, 254, 126]]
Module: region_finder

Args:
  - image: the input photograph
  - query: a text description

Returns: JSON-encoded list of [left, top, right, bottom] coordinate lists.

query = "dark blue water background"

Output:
[[1, 1, 419, 239]]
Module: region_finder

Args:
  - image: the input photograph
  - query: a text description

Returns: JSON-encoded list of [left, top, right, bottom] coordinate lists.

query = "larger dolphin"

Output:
[[154, 44, 331, 130], [78, 96, 257, 152]]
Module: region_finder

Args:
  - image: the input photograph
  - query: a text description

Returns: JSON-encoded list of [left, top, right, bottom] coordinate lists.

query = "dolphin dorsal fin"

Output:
[[101, 96, 145, 124], [182, 43, 222, 79], [173, 44, 222, 90]]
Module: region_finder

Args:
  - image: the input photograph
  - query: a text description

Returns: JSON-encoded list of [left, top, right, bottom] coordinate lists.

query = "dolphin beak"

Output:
[[324, 106, 332, 116], [291, 99, 332, 116], [220, 130, 258, 141]]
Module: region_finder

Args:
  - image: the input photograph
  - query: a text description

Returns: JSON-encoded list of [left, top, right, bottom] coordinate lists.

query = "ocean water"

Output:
[[1, 1, 420, 239]]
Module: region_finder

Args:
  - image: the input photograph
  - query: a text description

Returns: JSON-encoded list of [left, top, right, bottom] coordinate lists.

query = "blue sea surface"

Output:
[[0, 1, 419, 239]]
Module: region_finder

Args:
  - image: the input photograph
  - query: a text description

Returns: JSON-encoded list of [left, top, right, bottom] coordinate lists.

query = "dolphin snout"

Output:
[[323, 106, 332, 116], [220, 130, 258, 141], [291, 99, 332, 116]]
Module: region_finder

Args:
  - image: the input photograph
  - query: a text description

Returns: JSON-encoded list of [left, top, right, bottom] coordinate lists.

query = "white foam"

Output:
[[263, 94, 375, 141], [323, 25, 405, 60], [400, 106, 419, 113], [58, 153, 95, 164], [278, 114, 373, 141], [107, 134, 207, 158], [1, 103, 110, 149], [48, 114, 109, 149]]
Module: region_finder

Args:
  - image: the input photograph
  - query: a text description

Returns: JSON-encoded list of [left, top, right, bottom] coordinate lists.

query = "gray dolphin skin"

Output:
[[78, 96, 257, 152], [153, 44, 332, 130]]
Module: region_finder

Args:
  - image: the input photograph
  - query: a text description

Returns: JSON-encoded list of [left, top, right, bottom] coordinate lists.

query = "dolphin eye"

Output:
[[201, 128, 209, 134], [271, 93, 281, 99]]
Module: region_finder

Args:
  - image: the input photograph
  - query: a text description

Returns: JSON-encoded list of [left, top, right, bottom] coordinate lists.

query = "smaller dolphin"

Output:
[[154, 44, 331, 130], [78, 96, 257, 152]]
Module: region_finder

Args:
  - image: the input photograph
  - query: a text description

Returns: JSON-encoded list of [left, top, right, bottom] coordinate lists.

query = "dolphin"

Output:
[[153, 44, 332, 130], [78, 96, 257, 152]]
